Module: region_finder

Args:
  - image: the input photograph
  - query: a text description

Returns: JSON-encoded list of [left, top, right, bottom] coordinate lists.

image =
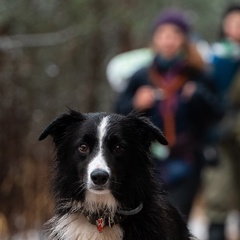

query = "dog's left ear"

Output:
[[127, 112, 168, 145], [39, 109, 85, 141]]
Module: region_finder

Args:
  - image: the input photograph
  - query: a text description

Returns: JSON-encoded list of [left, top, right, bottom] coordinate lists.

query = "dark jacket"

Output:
[[115, 53, 220, 185]]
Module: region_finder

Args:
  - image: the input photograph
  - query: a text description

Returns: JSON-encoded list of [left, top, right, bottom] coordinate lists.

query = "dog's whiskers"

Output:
[[73, 181, 86, 196], [111, 180, 122, 186]]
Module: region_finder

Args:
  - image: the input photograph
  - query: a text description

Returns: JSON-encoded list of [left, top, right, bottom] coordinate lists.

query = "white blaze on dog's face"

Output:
[[87, 116, 111, 194], [84, 116, 118, 212]]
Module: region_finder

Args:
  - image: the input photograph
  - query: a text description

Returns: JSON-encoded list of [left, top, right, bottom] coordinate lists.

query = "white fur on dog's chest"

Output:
[[49, 213, 124, 240]]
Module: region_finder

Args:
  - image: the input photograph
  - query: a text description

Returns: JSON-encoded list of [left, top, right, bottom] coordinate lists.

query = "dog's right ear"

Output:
[[39, 110, 85, 141]]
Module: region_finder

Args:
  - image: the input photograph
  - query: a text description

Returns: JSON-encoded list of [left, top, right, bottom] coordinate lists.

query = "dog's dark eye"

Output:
[[114, 144, 124, 153], [78, 144, 89, 154]]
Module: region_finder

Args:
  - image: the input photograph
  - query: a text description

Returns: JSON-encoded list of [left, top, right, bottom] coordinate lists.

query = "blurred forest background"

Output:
[[0, 0, 231, 238]]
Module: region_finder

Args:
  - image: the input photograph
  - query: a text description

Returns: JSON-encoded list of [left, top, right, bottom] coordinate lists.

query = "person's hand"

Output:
[[133, 86, 155, 111], [181, 81, 196, 101]]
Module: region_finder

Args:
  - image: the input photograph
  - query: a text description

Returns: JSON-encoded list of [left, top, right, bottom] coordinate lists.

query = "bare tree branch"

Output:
[[0, 24, 82, 50]]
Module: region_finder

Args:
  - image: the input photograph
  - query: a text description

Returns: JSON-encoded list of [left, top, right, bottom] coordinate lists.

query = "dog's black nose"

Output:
[[91, 169, 109, 185]]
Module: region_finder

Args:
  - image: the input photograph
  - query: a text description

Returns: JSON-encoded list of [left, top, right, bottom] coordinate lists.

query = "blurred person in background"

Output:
[[115, 9, 218, 221], [202, 4, 240, 240]]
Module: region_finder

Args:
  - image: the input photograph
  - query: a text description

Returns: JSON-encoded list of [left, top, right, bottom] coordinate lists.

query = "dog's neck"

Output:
[[59, 192, 143, 233], [81, 201, 143, 233], [82, 208, 126, 233]]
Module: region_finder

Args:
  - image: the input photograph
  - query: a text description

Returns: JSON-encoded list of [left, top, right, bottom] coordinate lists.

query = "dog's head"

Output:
[[39, 110, 167, 209]]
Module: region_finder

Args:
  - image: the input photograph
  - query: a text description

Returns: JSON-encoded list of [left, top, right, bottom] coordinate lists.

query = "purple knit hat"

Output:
[[153, 9, 191, 35]]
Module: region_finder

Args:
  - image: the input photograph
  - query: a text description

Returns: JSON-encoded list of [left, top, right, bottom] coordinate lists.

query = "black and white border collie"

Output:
[[39, 110, 192, 240]]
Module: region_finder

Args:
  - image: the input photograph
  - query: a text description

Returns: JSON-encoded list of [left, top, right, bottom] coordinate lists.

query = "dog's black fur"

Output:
[[39, 110, 192, 240]]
